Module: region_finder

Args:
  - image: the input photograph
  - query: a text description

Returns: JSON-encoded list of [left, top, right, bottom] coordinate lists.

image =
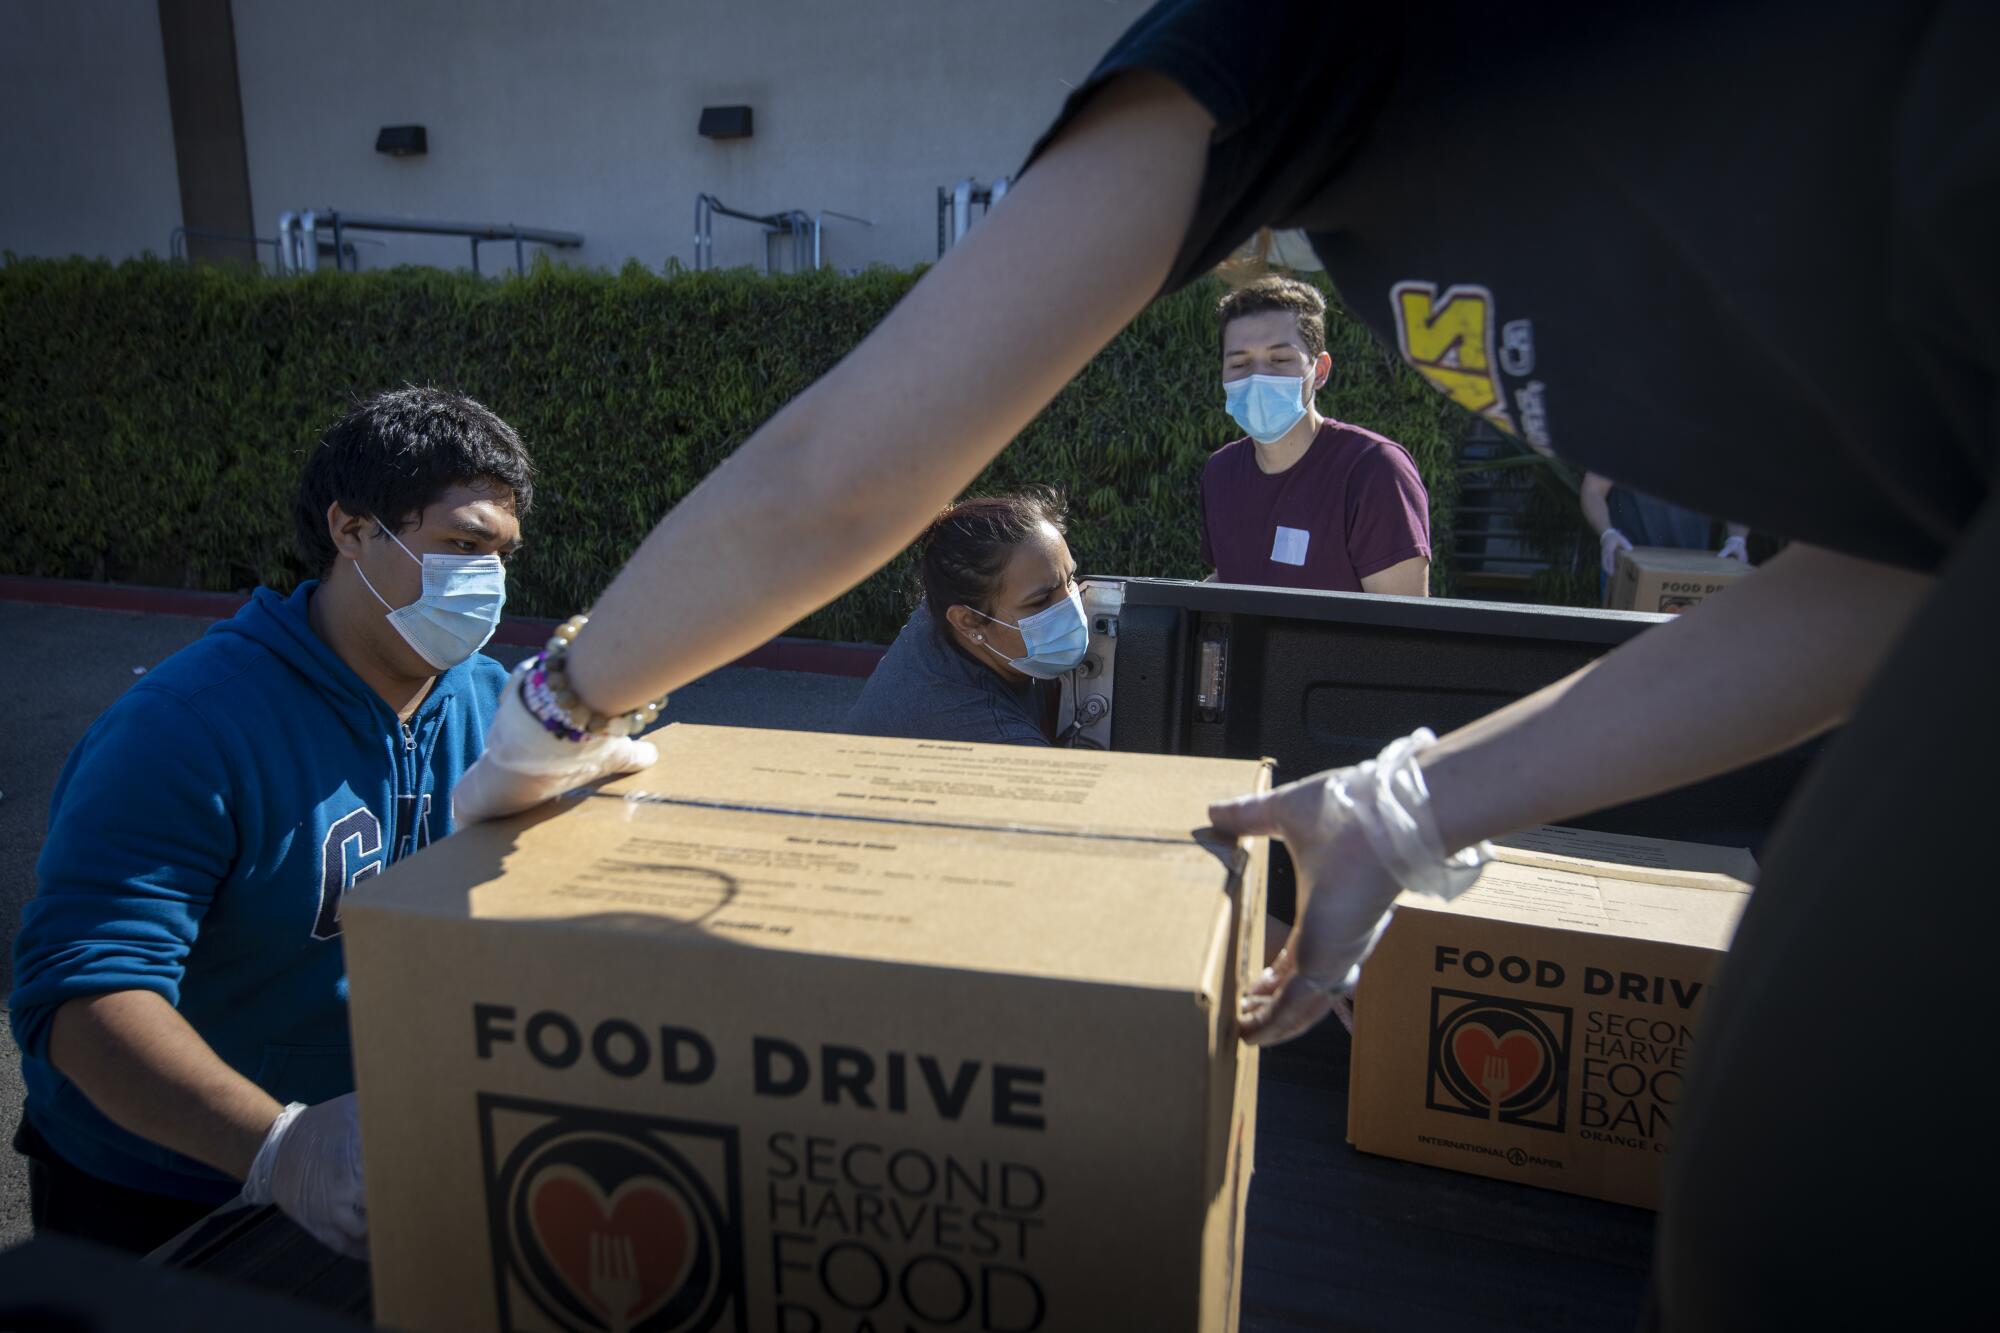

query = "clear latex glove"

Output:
[[1210, 729, 1491, 1047], [1717, 534, 1751, 564], [1600, 527, 1635, 577], [452, 660, 660, 823], [240, 1094, 368, 1259]]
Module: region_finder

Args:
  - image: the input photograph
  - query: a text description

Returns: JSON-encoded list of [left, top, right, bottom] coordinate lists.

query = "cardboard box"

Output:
[[1608, 546, 1751, 613], [1346, 826, 1755, 1209], [345, 724, 1270, 1333]]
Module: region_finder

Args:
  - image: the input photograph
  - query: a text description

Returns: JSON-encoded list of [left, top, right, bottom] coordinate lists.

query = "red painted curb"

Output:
[[0, 577, 253, 620], [0, 576, 886, 679]]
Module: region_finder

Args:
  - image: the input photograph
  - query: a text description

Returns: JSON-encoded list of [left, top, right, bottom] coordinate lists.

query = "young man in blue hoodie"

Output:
[[9, 387, 536, 1257]]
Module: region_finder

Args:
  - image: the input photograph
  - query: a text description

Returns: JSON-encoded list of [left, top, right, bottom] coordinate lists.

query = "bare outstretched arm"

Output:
[[565, 75, 1213, 715]]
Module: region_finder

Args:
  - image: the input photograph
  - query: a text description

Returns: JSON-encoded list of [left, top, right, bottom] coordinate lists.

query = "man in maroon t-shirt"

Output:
[[1201, 276, 1432, 594]]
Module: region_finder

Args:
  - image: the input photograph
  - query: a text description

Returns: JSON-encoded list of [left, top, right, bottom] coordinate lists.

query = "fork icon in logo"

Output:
[[591, 1232, 642, 1333], [1427, 989, 1572, 1131], [1480, 1055, 1513, 1120]]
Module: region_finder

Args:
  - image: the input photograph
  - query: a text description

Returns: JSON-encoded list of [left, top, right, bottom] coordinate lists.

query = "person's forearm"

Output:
[[1422, 543, 1931, 852], [48, 991, 282, 1180], [1579, 478, 1614, 537], [566, 74, 1212, 715]]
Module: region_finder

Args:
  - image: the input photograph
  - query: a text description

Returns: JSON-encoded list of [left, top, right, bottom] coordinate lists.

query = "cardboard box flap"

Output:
[[618, 726, 1263, 842], [345, 725, 1273, 995], [1494, 824, 1759, 883], [1397, 827, 1754, 953], [1620, 546, 1748, 575]]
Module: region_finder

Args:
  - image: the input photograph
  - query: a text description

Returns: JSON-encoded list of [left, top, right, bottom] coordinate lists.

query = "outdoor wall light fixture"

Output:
[[698, 105, 753, 140], [375, 125, 428, 157]]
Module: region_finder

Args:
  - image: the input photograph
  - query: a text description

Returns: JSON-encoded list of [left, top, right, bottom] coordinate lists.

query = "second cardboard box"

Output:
[[1347, 826, 1755, 1209]]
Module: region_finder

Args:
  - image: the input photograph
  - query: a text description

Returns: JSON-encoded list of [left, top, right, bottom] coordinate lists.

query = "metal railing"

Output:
[[168, 227, 285, 269], [694, 195, 805, 273], [812, 209, 874, 270], [693, 195, 874, 273], [274, 211, 583, 275]]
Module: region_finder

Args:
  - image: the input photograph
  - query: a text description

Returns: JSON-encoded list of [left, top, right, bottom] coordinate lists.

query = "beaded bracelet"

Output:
[[519, 614, 666, 741]]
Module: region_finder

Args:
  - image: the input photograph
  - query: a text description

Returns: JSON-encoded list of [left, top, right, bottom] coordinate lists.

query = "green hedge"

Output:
[[0, 256, 1471, 643]]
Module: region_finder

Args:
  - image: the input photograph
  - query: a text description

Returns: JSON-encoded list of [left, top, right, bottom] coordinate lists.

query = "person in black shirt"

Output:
[[449, 5, 1993, 1325]]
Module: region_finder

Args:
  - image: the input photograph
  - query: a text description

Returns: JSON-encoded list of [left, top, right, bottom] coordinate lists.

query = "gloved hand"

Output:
[[240, 1093, 368, 1258], [1717, 533, 1751, 564], [453, 660, 660, 823], [1600, 527, 1634, 578], [1210, 730, 1491, 1047]]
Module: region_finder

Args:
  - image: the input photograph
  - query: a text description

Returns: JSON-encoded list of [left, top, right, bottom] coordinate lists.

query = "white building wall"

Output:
[[229, 0, 1141, 274], [0, 0, 184, 262]]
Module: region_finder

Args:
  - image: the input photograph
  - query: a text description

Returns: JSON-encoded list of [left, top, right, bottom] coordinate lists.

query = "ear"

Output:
[[326, 500, 375, 564], [1311, 350, 1332, 392], [944, 603, 987, 643]]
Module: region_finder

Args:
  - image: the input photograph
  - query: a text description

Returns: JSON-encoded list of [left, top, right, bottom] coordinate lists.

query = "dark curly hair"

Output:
[[917, 487, 1069, 633], [1216, 273, 1327, 359], [293, 387, 534, 574]]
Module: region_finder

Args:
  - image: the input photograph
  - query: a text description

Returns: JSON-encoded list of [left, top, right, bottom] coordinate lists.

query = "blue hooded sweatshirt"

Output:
[[10, 581, 506, 1201]]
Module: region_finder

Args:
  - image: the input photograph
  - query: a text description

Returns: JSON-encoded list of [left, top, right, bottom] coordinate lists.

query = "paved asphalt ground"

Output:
[[0, 601, 867, 1251]]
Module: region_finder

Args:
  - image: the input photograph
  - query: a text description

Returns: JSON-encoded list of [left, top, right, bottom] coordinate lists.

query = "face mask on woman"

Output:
[[353, 521, 507, 670], [966, 585, 1089, 679]]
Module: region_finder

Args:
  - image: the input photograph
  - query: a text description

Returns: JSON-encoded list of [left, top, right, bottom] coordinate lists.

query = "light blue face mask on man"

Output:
[[354, 521, 507, 670], [1223, 371, 1314, 444], [969, 585, 1090, 680]]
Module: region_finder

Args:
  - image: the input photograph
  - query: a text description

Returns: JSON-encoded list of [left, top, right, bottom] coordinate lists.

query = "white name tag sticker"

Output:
[[1271, 526, 1311, 566]]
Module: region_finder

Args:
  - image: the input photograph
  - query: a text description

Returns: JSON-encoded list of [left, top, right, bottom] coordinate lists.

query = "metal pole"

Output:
[[952, 180, 973, 250], [331, 213, 345, 272], [471, 237, 481, 275], [514, 225, 524, 275]]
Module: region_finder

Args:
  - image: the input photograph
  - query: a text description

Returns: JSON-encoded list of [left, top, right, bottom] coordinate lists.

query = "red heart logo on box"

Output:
[[1453, 1023, 1544, 1105], [529, 1164, 695, 1326]]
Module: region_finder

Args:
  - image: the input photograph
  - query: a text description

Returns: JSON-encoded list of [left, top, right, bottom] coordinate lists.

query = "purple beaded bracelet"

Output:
[[516, 614, 665, 742]]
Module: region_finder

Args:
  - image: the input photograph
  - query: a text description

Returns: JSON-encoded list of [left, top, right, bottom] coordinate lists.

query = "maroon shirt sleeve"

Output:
[[1344, 440, 1432, 579]]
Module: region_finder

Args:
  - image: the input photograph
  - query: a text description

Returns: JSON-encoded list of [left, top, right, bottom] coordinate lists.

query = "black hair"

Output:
[[917, 487, 1069, 633], [292, 387, 534, 574]]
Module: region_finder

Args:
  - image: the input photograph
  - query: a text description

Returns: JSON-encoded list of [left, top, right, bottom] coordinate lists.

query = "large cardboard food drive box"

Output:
[[1347, 826, 1756, 1209], [1608, 546, 1752, 613], [345, 724, 1271, 1333]]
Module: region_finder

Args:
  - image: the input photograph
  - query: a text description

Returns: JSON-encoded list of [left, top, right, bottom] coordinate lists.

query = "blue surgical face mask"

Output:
[[354, 521, 507, 671], [1223, 371, 1313, 444], [969, 585, 1089, 680]]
